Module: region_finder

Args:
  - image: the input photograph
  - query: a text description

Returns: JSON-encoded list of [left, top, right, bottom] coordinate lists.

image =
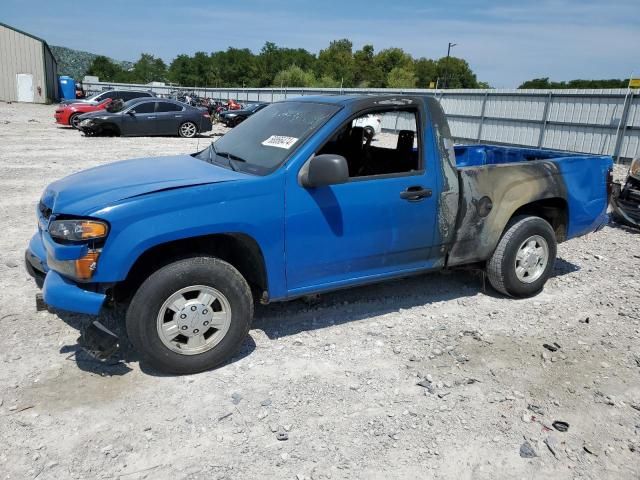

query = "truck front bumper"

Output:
[[25, 231, 106, 315]]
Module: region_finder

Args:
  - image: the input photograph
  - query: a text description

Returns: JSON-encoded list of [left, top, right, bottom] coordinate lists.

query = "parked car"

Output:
[[26, 95, 612, 374], [59, 89, 154, 107], [76, 98, 212, 138], [610, 157, 640, 229], [55, 98, 114, 128], [219, 103, 268, 127], [352, 112, 382, 139]]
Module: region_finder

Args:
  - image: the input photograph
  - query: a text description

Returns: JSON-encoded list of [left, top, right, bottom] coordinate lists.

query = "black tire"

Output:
[[178, 121, 198, 138], [126, 257, 253, 374], [69, 113, 81, 129], [364, 126, 375, 141], [486, 216, 557, 298]]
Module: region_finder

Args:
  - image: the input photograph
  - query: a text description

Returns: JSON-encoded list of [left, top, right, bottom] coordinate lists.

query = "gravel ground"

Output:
[[0, 102, 639, 480]]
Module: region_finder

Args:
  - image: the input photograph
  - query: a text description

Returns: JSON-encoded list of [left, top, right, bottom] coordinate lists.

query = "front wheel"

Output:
[[126, 257, 253, 374], [178, 121, 197, 138], [486, 216, 557, 298], [69, 113, 81, 129]]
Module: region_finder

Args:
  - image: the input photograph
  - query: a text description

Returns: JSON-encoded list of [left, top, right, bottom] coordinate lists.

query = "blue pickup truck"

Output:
[[26, 95, 613, 374]]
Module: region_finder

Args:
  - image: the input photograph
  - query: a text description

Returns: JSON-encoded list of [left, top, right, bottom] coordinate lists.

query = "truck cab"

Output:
[[27, 95, 613, 374]]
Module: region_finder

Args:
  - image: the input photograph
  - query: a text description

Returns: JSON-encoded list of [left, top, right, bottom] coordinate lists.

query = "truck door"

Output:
[[284, 108, 439, 294]]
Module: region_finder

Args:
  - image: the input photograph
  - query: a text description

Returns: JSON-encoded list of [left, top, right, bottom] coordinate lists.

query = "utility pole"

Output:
[[444, 42, 457, 89]]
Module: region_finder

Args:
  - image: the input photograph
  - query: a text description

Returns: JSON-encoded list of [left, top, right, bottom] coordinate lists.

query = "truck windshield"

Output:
[[196, 101, 340, 175]]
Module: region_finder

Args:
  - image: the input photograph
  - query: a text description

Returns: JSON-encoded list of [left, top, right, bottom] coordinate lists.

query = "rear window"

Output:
[[156, 102, 183, 112]]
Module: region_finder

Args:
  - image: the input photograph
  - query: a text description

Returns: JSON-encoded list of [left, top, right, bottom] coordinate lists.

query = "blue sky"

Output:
[[2, 0, 638, 87]]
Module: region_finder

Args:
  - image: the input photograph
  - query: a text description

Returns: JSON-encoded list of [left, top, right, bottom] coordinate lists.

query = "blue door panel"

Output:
[[285, 173, 437, 291]]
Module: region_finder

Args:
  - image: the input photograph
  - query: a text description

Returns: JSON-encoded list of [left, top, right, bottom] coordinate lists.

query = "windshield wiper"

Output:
[[216, 151, 247, 163], [215, 151, 247, 172], [206, 144, 246, 172]]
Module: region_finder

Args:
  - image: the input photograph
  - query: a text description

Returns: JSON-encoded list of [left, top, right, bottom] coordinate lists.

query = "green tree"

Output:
[[131, 53, 166, 83], [86, 55, 124, 81], [518, 77, 552, 89], [386, 66, 417, 88], [272, 65, 316, 88], [436, 56, 477, 88], [257, 42, 316, 87], [414, 57, 437, 88], [375, 48, 413, 86], [317, 39, 354, 87], [518, 78, 627, 89], [168, 54, 193, 85], [315, 75, 341, 88], [353, 44, 384, 87]]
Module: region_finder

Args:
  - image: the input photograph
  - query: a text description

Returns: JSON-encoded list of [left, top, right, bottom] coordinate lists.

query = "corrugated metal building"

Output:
[[0, 22, 59, 103]]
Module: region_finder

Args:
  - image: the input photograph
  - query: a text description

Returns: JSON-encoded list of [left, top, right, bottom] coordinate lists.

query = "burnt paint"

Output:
[[447, 160, 568, 266]]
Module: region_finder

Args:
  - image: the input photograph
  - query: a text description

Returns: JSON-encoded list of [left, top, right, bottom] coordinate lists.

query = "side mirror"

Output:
[[299, 154, 349, 188], [127, 110, 135, 116]]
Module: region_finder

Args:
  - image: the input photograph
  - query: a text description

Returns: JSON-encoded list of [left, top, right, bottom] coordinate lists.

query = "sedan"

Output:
[[59, 89, 154, 106], [219, 103, 268, 127], [55, 98, 113, 128], [77, 98, 212, 138]]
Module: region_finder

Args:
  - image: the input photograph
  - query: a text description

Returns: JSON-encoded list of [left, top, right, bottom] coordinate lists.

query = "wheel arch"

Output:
[[509, 197, 568, 242], [115, 232, 269, 303]]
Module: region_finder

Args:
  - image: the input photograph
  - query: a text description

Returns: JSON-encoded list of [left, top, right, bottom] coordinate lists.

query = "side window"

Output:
[[156, 102, 183, 113], [317, 109, 420, 178], [132, 102, 155, 114], [119, 92, 135, 101], [106, 91, 124, 101]]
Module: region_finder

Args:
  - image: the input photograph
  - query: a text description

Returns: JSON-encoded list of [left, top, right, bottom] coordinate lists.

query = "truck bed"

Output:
[[444, 144, 612, 266], [454, 144, 597, 168]]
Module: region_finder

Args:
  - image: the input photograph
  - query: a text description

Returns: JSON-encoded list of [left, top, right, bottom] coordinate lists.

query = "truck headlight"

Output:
[[49, 219, 108, 242], [630, 157, 640, 177]]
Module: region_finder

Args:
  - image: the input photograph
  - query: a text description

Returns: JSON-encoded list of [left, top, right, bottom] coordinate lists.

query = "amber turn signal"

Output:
[[75, 250, 100, 280]]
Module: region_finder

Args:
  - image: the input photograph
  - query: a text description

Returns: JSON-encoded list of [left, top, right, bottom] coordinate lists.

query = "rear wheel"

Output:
[[69, 113, 81, 129], [179, 121, 198, 138], [486, 216, 557, 297], [126, 257, 253, 374]]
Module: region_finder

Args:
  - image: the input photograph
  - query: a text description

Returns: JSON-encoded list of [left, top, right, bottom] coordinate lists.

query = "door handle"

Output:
[[400, 186, 432, 201], [148, 116, 156, 119]]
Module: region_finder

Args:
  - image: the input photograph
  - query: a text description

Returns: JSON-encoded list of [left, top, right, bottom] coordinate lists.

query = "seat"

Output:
[[396, 130, 417, 171], [346, 127, 366, 176]]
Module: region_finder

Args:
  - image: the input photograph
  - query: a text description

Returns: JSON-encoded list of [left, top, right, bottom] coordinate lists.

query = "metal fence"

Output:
[[83, 81, 640, 161]]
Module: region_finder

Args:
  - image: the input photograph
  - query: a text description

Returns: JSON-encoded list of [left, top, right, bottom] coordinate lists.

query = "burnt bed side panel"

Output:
[[447, 161, 568, 266]]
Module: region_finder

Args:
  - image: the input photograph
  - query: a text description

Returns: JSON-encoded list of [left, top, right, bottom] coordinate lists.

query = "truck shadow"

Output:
[[254, 258, 580, 340], [51, 256, 579, 375], [54, 308, 256, 377]]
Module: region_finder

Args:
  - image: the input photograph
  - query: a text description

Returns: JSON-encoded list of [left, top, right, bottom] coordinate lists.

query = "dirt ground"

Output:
[[0, 102, 639, 480]]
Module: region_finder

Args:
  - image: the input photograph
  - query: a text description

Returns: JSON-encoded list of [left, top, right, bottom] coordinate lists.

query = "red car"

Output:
[[54, 98, 113, 128]]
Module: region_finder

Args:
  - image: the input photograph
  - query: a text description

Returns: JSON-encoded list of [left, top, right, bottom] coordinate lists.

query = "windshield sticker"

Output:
[[262, 135, 298, 149]]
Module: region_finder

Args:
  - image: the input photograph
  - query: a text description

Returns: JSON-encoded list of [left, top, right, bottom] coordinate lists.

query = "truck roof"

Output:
[[282, 94, 428, 108]]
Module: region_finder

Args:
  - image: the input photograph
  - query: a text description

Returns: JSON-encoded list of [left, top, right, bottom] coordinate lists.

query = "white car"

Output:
[[353, 113, 382, 139]]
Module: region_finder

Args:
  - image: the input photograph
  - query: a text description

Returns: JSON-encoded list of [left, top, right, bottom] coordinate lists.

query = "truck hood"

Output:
[[42, 154, 247, 215]]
